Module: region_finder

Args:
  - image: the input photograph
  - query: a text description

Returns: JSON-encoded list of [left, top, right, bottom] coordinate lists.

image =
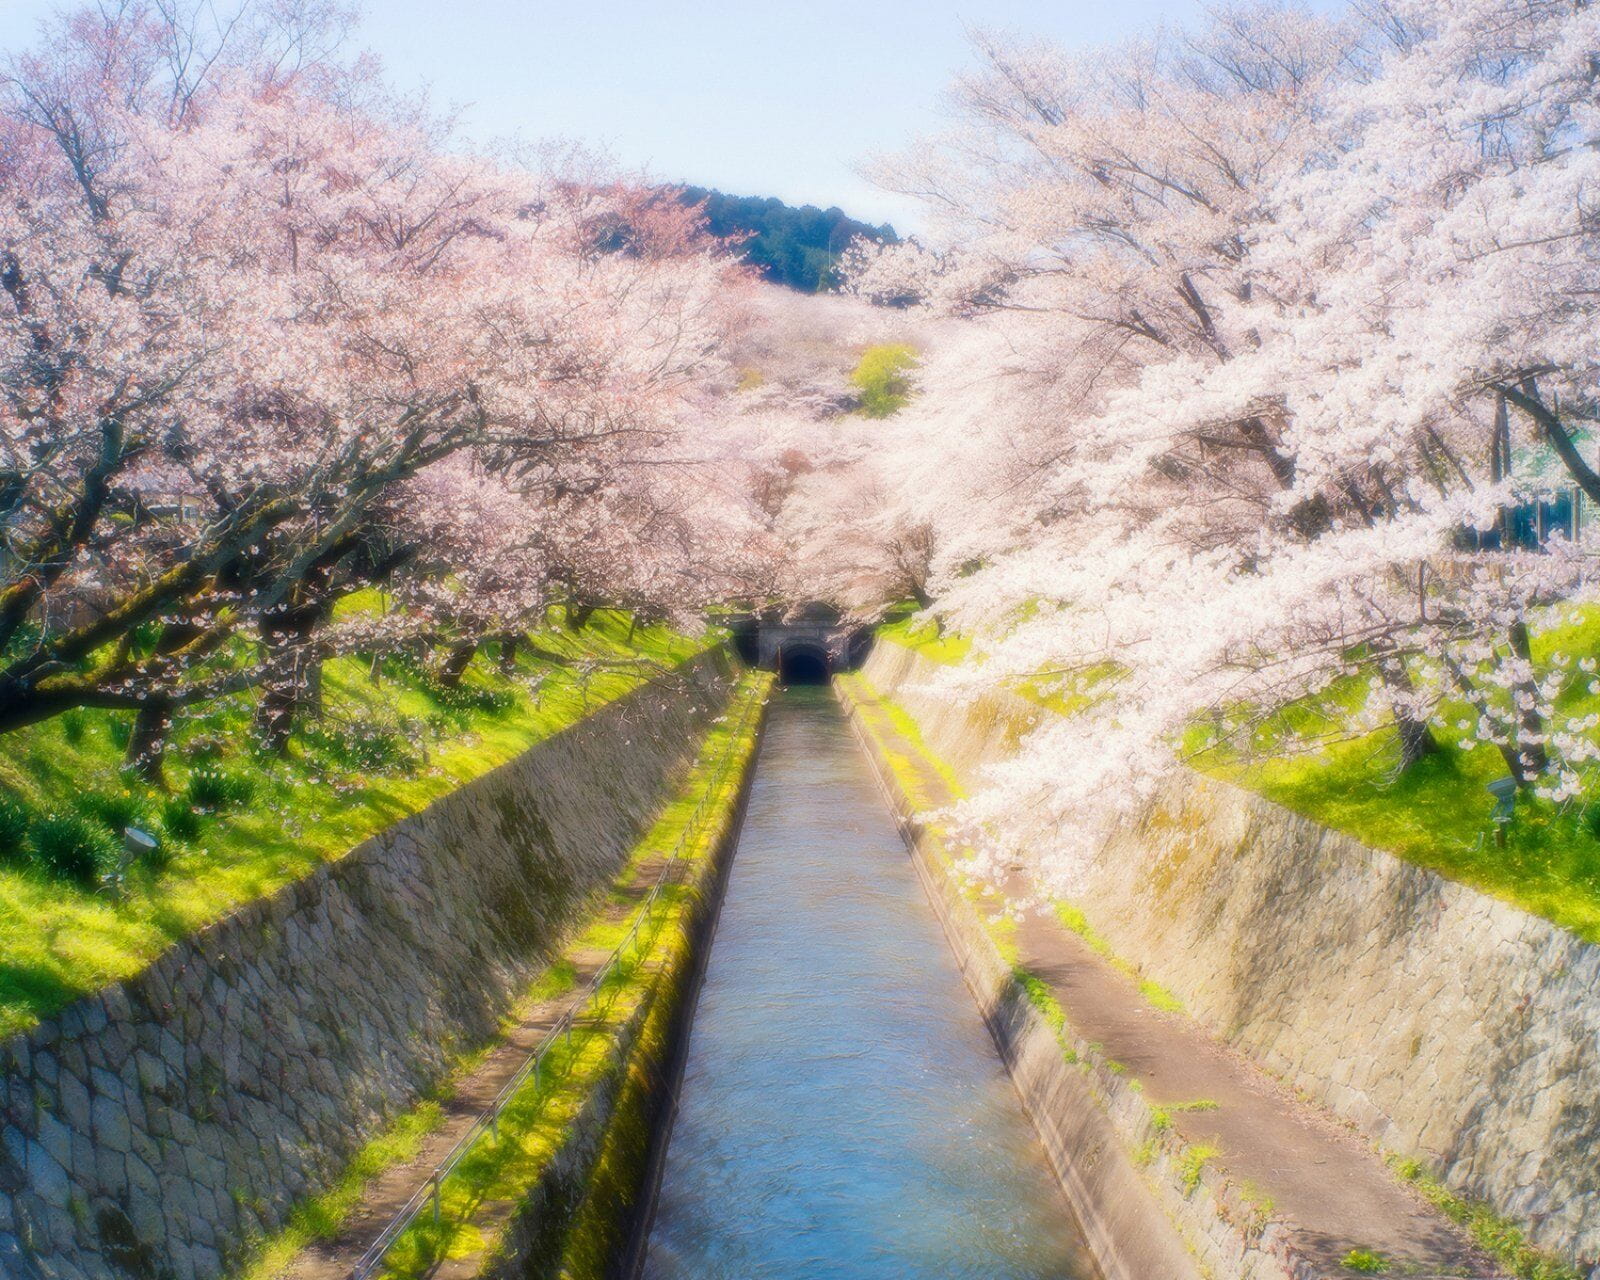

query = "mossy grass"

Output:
[[1178, 1142, 1222, 1194], [550, 918, 685, 1279], [877, 612, 972, 665], [0, 609, 717, 1038], [869, 623, 1592, 1273], [1213, 720, 1600, 941], [1386, 1155, 1581, 1280], [239, 1102, 446, 1280], [236, 673, 768, 1280], [371, 676, 768, 1279], [1149, 1099, 1220, 1134], [876, 613, 1115, 716], [880, 606, 1600, 944]]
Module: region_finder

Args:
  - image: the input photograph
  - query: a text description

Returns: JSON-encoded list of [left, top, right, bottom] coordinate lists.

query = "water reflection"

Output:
[[643, 687, 1098, 1280]]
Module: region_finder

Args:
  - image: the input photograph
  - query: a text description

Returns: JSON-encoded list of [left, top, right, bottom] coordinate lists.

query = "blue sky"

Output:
[[2, 1, 1341, 233]]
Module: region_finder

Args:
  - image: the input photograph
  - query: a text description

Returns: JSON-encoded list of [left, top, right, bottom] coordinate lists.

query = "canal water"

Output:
[[642, 687, 1098, 1279]]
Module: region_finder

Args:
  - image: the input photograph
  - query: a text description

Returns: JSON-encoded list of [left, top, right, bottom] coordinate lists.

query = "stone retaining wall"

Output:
[[481, 689, 764, 1280], [0, 654, 735, 1280], [861, 641, 1600, 1274], [840, 677, 1293, 1280]]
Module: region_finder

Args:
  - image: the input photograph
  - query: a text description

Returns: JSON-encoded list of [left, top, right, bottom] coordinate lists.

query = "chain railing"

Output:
[[347, 681, 763, 1280]]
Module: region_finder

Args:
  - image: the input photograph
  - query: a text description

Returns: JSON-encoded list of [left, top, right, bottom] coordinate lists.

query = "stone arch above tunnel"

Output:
[[750, 606, 867, 678]]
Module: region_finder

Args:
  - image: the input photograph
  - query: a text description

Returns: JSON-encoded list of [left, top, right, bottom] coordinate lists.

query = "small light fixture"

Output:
[[1486, 777, 1518, 847]]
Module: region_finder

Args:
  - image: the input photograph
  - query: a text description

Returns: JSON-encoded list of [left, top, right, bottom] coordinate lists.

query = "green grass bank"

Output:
[[0, 610, 714, 1038], [877, 611, 1600, 942]]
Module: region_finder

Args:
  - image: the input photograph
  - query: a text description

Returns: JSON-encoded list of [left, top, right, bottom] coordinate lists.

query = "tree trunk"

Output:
[[497, 634, 520, 675], [1380, 659, 1439, 772], [1501, 378, 1600, 508], [125, 698, 174, 787], [436, 639, 478, 689], [566, 602, 596, 631], [1507, 620, 1550, 783], [1395, 707, 1440, 771], [254, 613, 318, 754], [255, 680, 297, 755]]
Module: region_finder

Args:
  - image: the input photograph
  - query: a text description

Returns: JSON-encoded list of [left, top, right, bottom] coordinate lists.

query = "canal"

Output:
[[642, 686, 1098, 1279]]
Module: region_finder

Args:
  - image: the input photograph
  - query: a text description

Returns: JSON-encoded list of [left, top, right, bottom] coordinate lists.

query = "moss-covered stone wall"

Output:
[[861, 641, 1600, 1274], [0, 654, 736, 1280]]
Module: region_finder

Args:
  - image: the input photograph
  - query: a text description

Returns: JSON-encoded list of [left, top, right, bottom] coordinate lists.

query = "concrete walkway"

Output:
[[272, 856, 669, 1280], [848, 682, 1501, 1279]]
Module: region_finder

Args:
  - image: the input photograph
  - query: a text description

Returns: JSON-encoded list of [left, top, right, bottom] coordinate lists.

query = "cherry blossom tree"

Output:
[[0, 1, 742, 776], [829, 0, 1600, 892]]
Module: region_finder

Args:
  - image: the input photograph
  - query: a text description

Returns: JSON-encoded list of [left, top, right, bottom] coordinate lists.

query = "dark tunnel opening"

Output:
[[777, 646, 830, 685]]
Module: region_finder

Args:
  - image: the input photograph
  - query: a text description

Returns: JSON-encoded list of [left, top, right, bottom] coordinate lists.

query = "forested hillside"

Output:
[[677, 186, 897, 292]]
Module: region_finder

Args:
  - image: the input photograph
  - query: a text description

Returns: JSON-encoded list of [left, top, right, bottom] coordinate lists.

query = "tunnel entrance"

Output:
[[777, 644, 830, 685]]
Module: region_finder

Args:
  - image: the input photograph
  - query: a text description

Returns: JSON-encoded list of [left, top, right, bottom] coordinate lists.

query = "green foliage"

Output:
[[106, 715, 132, 752], [301, 723, 418, 774], [1149, 1099, 1222, 1136], [0, 797, 31, 867], [1342, 1250, 1387, 1274], [1388, 1156, 1581, 1280], [185, 767, 257, 812], [0, 610, 718, 1038], [1178, 1142, 1221, 1194], [29, 813, 118, 888], [1016, 967, 1068, 1043], [159, 796, 202, 843], [677, 187, 897, 292], [60, 708, 87, 746], [850, 343, 919, 418], [74, 790, 153, 837]]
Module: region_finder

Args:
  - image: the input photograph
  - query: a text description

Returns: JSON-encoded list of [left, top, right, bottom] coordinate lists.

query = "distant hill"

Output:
[[677, 187, 898, 293]]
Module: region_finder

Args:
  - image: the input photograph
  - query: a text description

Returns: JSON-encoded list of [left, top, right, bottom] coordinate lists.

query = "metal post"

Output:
[[431, 1175, 441, 1224]]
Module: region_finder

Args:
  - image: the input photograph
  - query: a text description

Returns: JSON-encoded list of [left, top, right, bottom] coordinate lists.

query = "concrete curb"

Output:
[[837, 679, 1212, 1280]]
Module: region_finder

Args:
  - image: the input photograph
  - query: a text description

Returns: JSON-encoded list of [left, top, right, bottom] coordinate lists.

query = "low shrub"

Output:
[[160, 796, 203, 843], [67, 792, 174, 874], [75, 790, 153, 836], [60, 708, 88, 746], [29, 813, 119, 888], [186, 767, 256, 811]]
